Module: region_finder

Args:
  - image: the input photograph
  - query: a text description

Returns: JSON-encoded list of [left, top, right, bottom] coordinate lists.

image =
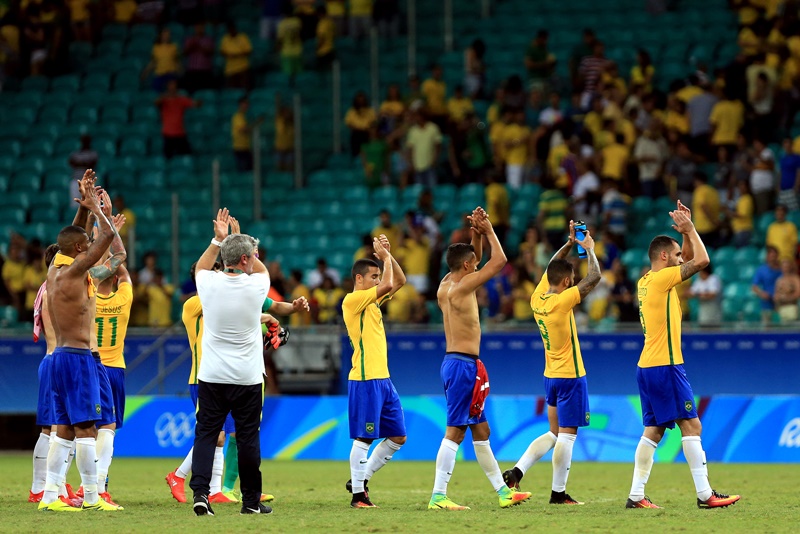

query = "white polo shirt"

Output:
[[196, 269, 269, 386]]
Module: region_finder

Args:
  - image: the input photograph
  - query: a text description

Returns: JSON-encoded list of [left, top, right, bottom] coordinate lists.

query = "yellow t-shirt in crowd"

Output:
[[345, 107, 377, 131], [738, 26, 760, 56], [312, 287, 345, 323], [147, 284, 174, 327], [513, 280, 536, 321], [386, 284, 418, 323], [665, 110, 689, 134], [372, 224, 402, 249], [317, 17, 336, 56], [397, 238, 430, 276], [114, 0, 138, 23], [379, 100, 404, 117], [23, 264, 46, 310], [152, 42, 179, 75], [277, 17, 302, 57], [67, 0, 90, 22], [501, 123, 531, 166], [2, 259, 25, 293], [95, 282, 133, 369], [485, 183, 510, 226], [231, 111, 250, 150], [637, 266, 684, 368], [676, 85, 702, 103], [422, 78, 447, 115], [290, 283, 312, 327], [326, 1, 346, 16], [350, 0, 373, 16], [630, 64, 655, 92], [531, 273, 586, 379], [583, 111, 603, 137], [447, 97, 474, 122], [766, 221, 799, 261], [342, 286, 392, 381], [221, 33, 253, 75], [692, 184, 721, 234], [275, 115, 294, 151], [490, 121, 507, 160], [710, 100, 744, 145], [182, 296, 203, 384], [601, 143, 629, 180], [732, 194, 754, 233]]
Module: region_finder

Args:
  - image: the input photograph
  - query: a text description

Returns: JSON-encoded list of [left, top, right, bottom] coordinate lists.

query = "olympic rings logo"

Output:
[[154, 412, 196, 448]]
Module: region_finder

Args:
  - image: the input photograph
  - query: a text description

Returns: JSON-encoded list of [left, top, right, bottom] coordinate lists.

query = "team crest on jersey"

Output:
[[585, 412, 590, 423], [366, 422, 375, 434], [685, 400, 693, 412], [95, 404, 102, 415]]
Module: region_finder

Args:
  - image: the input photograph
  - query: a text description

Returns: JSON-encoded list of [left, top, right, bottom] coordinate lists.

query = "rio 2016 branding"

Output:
[[154, 411, 196, 448], [780, 418, 800, 448]]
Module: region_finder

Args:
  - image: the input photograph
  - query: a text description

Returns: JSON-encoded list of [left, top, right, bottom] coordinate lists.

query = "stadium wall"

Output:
[[118, 394, 800, 463]]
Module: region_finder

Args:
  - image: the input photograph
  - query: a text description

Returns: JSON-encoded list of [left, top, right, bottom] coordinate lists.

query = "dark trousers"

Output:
[[163, 135, 192, 159], [190, 380, 263, 508]]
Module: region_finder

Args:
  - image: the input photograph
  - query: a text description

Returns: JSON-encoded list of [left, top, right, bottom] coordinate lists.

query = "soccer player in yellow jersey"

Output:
[[342, 235, 407, 508], [626, 201, 740, 510], [94, 263, 133, 504], [504, 221, 601, 505]]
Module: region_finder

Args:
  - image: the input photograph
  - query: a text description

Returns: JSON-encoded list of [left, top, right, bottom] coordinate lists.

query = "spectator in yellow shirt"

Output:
[[275, 96, 295, 171], [112, 195, 137, 250], [288, 270, 312, 327], [372, 210, 403, 247], [599, 133, 630, 181], [316, 6, 336, 70], [345, 91, 377, 157], [485, 171, 510, 245], [386, 283, 423, 324], [728, 180, 755, 247], [113, 0, 138, 23], [692, 172, 722, 247], [664, 95, 689, 136], [510, 268, 536, 322], [221, 22, 253, 88], [630, 48, 654, 93], [67, 0, 91, 41], [349, 0, 373, 41], [710, 90, 745, 150], [766, 204, 799, 261], [146, 270, 175, 327], [231, 96, 264, 172], [1, 241, 26, 318], [325, 0, 346, 35], [583, 96, 605, 138], [447, 84, 474, 125], [379, 84, 405, 134], [23, 247, 46, 321], [396, 226, 431, 294], [144, 28, 179, 93], [422, 64, 448, 127], [501, 110, 532, 188], [312, 277, 345, 324]]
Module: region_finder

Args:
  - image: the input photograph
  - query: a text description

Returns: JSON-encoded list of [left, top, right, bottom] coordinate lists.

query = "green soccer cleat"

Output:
[[38, 499, 83, 512], [222, 490, 240, 503], [428, 493, 470, 510], [261, 493, 275, 502], [498, 486, 532, 508], [81, 498, 124, 511]]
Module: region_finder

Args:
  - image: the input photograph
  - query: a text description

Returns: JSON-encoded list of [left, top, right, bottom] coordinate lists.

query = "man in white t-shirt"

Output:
[[190, 208, 272, 517], [633, 126, 669, 199], [750, 138, 776, 216], [572, 158, 600, 222]]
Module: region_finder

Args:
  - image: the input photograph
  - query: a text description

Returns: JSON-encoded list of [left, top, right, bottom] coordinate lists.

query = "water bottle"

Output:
[[574, 221, 587, 259]]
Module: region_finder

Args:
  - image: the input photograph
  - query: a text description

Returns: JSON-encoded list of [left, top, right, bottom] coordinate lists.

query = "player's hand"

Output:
[[373, 237, 391, 260], [76, 169, 96, 202], [292, 296, 310, 313], [670, 209, 695, 234], [98, 189, 112, 217], [230, 216, 241, 235], [575, 227, 594, 250], [77, 177, 102, 211], [677, 199, 691, 220], [213, 208, 230, 241], [378, 233, 391, 252], [568, 220, 577, 244], [112, 213, 126, 231]]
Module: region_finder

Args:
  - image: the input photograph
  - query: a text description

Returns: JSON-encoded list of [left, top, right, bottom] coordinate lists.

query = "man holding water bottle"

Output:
[[503, 221, 601, 505]]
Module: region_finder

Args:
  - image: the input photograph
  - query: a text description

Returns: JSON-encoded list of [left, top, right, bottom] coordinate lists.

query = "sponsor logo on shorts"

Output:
[[365, 422, 375, 434], [155, 411, 196, 448], [95, 404, 101, 415], [685, 401, 693, 412], [585, 412, 590, 423], [779, 417, 800, 447]]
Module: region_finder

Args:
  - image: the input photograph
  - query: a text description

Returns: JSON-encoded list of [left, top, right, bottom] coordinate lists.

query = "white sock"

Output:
[[552, 433, 577, 492], [629, 436, 658, 501], [43, 436, 72, 504], [210, 446, 224, 495], [59, 439, 76, 497], [682, 436, 712, 501], [96, 429, 115, 494], [75, 437, 99, 505], [349, 440, 371, 493], [432, 439, 459, 495], [176, 447, 193, 478], [32, 432, 50, 493], [473, 440, 505, 492], [516, 431, 557, 475], [365, 439, 403, 482]]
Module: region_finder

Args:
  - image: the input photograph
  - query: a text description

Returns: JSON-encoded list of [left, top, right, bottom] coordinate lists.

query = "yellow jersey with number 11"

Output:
[[530, 273, 586, 379], [95, 282, 133, 369]]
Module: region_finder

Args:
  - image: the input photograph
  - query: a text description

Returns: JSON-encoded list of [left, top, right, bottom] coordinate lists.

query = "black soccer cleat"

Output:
[[503, 468, 523, 491], [351, 492, 377, 508], [241, 503, 273, 514], [549, 490, 584, 505], [345, 479, 369, 494], [193, 493, 215, 516]]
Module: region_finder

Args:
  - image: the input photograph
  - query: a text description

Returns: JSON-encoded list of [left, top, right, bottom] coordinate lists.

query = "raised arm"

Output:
[[468, 207, 486, 261], [268, 297, 310, 316], [373, 237, 395, 299], [547, 220, 577, 265], [575, 230, 601, 300], [676, 200, 695, 262], [70, 180, 118, 273], [378, 233, 406, 296], [89, 191, 127, 282], [197, 208, 229, 272], [71, 169, 96, 228], [457, 216, 507, 293], [671, 209, 709, 281]]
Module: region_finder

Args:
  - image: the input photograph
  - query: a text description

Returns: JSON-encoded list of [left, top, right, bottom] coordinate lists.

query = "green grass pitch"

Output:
[[3, 454, 798, 532]]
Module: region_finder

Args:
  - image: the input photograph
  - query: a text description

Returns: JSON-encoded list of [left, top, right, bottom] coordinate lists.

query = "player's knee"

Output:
[[217, 432, 226, 447], [390, 436, 407, 446]]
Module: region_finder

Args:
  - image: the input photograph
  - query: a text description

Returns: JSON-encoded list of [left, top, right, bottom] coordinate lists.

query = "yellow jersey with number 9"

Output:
[[95, 282, 133, 368], [637, 266, 683, 368], [531, 273, 585, 379]]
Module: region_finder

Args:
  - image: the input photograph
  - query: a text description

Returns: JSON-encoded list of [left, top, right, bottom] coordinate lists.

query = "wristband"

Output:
[[211, 238, 222, 247]]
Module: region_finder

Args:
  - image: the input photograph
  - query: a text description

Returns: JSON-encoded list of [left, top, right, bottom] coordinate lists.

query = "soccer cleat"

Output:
[[428, 493, 470, 510], [502, 469, 521, 491], [550, 491, 584, 505], [193, 494, 215, 516], [99, 492, 120, 506], [345, 479, 369, 494], [241, 503, 273, 514], [697, 490, 740, 509], [499, 487, 532, 508], [351, 492, 377, 508], [81, 498, 124, 511], [222, 490, 240, 503], [261, 493, 275, 502], [29, 490, 44, 503], [38, 499, 83, 512], [73, 484, 83, 499], [626, 496, 662, 509], [165, 471, 187, 503], [209, 492, 238, 504]]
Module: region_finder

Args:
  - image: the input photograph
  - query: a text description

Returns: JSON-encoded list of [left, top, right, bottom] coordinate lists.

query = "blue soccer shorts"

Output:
[[52, 347, 101, 426], [544, 375, 591, 428], [93, 353, 117, 427], [36, 354, 54, 427], [348, 378, 407, 439], [105, 366, 126, 428], [637, 364, 698, 429], [441, 353, 488, 427]]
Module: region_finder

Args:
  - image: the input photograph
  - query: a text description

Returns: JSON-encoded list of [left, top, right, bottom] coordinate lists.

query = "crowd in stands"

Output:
[[2, 1, 800, 328]]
